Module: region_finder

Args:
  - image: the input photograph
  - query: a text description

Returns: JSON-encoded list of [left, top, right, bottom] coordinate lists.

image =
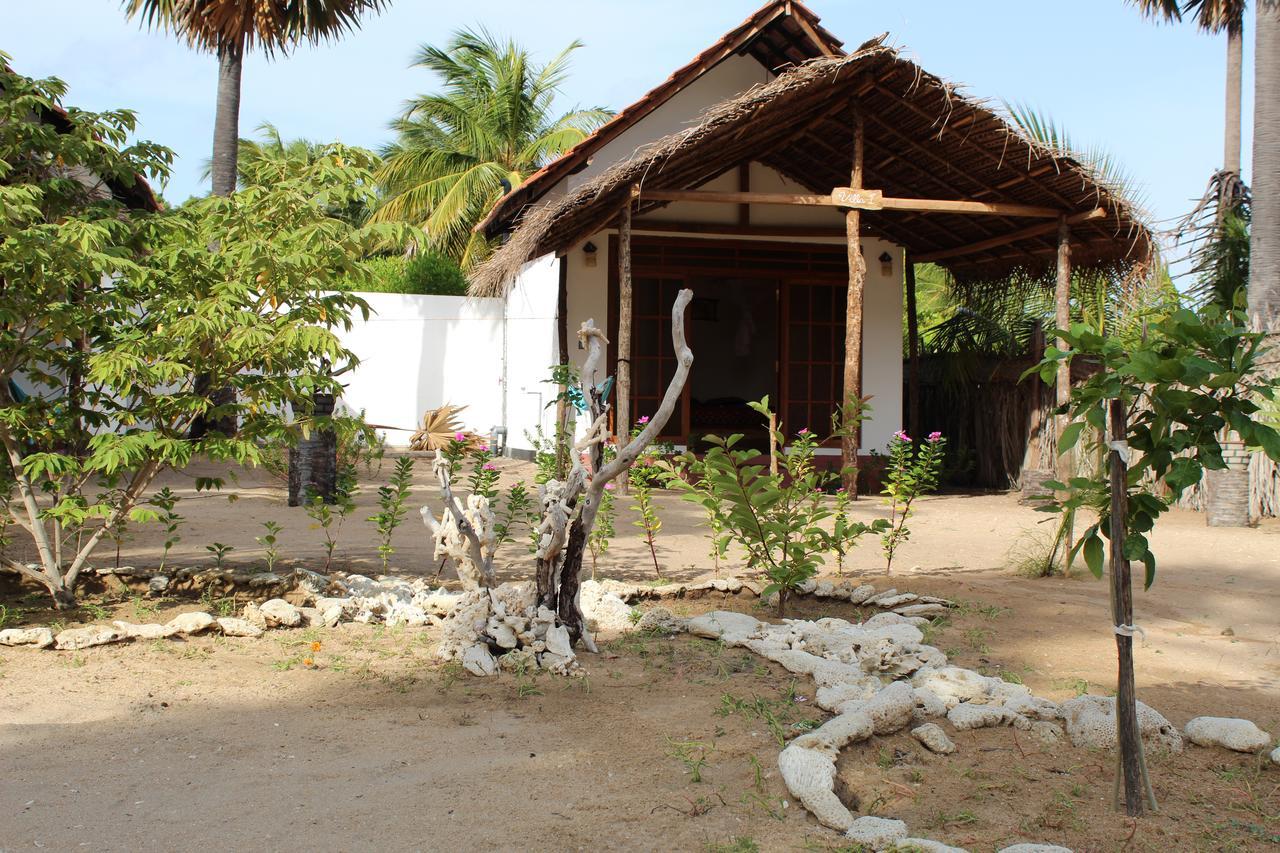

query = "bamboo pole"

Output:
[[616, 186, 636, 458], [842, 102, 865, 496], [905, 255, 920, 441]]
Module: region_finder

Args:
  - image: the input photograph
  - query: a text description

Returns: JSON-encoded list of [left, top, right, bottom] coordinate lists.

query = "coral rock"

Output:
[[54, 625, 126, 650], [0, 627, 55, 648], [258, 599, 303, 628], [844, 816, 908, 847], [1030, 721, 1066, 745], [165, 611, 215, 635], [1059, 695, 1183, 753], [1184, 717, 1272, 753], [461, 643, 497, 677], [216, 617, 264, 638], [634, 607, 682, 635], [948, 703, 1017, 731], [112, 621, 177, 640], [912, 723, 957, 754], [685, 610, 761, 644], [912, 666, 998, 708]]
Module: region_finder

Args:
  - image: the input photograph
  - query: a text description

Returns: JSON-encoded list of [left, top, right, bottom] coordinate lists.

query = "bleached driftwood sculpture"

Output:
[[419, 289, 693, 652], [536, 288, 694, 650], [420, 452, 497, 589]]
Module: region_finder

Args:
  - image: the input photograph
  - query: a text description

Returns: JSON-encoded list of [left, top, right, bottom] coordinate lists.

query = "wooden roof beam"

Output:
[[914, 208, 1109, 263]]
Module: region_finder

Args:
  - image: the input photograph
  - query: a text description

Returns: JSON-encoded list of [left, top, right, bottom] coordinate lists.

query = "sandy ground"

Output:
[[1, 457, 1278, 851]]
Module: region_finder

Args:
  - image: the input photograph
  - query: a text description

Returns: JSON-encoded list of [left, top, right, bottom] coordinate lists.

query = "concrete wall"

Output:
[[334, 292, 504, 445]]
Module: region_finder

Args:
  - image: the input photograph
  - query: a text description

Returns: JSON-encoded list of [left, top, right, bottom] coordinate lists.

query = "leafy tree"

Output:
[[123, 0, 388, 198], [204, 121, 382, 225], [373, 28, 612, 268], [0, 65, 398, 606]]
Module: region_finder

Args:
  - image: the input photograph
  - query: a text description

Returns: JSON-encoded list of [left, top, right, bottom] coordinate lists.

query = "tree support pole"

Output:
[[1108, 399, 1154, 816], [616, 185, 637, 476], [905, 254, 920, 442], [841, 102, 866, 496], [1055, 218, 1074, 571]]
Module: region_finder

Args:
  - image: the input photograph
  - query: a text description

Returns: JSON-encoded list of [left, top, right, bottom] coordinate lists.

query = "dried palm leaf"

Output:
[[410, 403, 470, 451]]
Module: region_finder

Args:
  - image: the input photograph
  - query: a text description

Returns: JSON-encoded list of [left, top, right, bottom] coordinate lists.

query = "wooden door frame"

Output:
[[608, 234, 849, 444]]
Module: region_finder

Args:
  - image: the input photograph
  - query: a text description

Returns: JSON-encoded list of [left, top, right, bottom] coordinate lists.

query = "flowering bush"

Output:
[[880, 431, 946, 572], [673, 397, 885, 615]]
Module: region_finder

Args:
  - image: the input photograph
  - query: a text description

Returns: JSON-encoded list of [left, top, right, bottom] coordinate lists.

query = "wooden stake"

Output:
[[616, 186, 637, 458], [1055, 218, 1074, 570], [1108, 399, 1145, 817], [905, 255, 920, 441], [842, 103, 866, 496]]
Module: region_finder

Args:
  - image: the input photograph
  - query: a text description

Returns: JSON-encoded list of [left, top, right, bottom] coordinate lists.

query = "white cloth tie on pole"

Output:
[[1114, 623, 1146, 641], [1108, 440, 1131, 463]]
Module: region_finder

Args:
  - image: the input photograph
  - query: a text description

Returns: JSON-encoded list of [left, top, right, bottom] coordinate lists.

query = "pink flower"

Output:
[[604, 482, 616, 491], [479, 444, 490, 453], [894, 430, 910, 442], [454, 431, 466, 442], [483, 463, 497, 471], [835, 487, 845, 494], [927, 431, 943, 443], [798, 427, 810, 435], [637, 416, 650, 425]]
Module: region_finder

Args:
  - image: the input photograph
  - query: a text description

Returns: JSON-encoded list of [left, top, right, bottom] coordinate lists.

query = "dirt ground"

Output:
[[1, 457, 1278, 851]]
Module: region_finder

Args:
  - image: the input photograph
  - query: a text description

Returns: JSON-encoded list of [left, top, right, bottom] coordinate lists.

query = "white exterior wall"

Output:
[[567, 55, 772, 192], [502, 256, 562, 451], [335, 293, 504, 445]]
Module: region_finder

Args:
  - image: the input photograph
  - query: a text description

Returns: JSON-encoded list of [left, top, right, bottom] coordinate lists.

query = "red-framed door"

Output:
[[780, 278, 848, 438]]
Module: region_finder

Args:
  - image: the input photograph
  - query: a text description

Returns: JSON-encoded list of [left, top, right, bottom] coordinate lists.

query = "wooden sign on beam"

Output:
[[832, 187, 1062, 219]]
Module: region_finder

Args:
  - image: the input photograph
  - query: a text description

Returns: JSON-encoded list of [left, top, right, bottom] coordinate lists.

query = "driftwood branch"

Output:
[[420, 453, 496, 589], [537, 288, 694, 651]]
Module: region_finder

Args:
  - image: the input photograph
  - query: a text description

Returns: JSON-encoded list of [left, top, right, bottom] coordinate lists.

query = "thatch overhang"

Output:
[[470, 45, 1154, 297], [473, 0, 842, 240]]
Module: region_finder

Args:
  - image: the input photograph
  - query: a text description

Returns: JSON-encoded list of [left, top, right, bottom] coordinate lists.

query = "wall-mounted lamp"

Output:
[[878, 251, 893, 277], [583, 241, 598, 268]]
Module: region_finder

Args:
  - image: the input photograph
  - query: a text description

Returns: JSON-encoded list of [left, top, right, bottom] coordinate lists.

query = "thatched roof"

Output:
[[470, 44, 1153, 297]]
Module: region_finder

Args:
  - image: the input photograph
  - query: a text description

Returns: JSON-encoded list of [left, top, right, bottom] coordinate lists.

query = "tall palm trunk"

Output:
[[212, 46, 242, 197], [1252, 1, 1280, 332], [191, 44, 243, 441], [1223, 27, 1243, 177]]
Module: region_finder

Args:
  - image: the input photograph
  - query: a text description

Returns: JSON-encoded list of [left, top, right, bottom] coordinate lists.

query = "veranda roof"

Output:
[[470, 44, 1154, 297]]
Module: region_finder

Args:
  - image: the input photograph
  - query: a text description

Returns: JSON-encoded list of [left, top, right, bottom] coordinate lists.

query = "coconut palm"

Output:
[[122, 0, 388, 197], [373, 29, 612, 269], [1251, 1, 1279, 332]]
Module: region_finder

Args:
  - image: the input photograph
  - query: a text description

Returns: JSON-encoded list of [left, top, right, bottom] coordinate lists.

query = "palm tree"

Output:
[[1129, 1, 1247, 200], [373, 29, 612, 269], [202, 121, 380, 224], [1252, 1, 1279, 332], [122, 0, 388, 197]]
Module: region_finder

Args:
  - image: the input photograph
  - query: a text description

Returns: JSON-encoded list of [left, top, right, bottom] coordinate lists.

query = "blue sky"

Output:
[[5, 0, 1256, 242]]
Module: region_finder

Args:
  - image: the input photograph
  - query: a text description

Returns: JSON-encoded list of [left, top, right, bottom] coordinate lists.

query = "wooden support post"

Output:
[[554, 256, 570, 477], [841, 103, 866, 496], [1108, 399, 1146, 817], [1055, 218, 1074, 568], [905, 255, 920, 442], [616, 186, 637, 455]]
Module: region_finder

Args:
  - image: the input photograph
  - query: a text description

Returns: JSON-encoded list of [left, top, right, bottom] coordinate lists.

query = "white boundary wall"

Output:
[[334, 292, 505, 445]]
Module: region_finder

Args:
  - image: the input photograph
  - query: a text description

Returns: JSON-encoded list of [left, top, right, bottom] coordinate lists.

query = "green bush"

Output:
[[340, 252, 468, 296], [404, 251, 468, 295]]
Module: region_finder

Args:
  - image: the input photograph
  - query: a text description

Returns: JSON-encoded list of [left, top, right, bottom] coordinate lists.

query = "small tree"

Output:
[[674, 398, 887, 616], [880, 431, 947, 573], [0, 64, 399, 606], [1032, 306, 1280, 815]]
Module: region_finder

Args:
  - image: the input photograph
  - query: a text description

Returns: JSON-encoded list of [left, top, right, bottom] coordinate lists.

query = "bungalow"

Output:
[[471, 1, 1151, 479]]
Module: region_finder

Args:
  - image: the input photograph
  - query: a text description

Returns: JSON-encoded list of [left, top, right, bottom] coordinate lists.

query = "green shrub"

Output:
[[403, 251, 467, 295], [338, 252, 468, 296]]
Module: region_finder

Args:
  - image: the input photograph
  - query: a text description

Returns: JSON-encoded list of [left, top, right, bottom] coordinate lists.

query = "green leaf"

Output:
[[1140, 550, 1157, 590], [1058, 421, 1085, 455], [1082, 534, 1105, 580]]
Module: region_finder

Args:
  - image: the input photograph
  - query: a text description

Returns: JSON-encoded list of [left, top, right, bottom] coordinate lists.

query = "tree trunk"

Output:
[[288, 391, 337, 506], [905, 256, 920, 441], [1224, 27, 1243, 178], [616, 190, 635, 472], [841, 104, 866, 495], [1250, 1, 1280, 332], [212, 45, 243, 197], [1054, 220, 1075, 568]]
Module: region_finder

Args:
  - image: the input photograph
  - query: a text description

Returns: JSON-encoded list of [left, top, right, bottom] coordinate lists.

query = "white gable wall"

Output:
[[567, 54, 773, 192]]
